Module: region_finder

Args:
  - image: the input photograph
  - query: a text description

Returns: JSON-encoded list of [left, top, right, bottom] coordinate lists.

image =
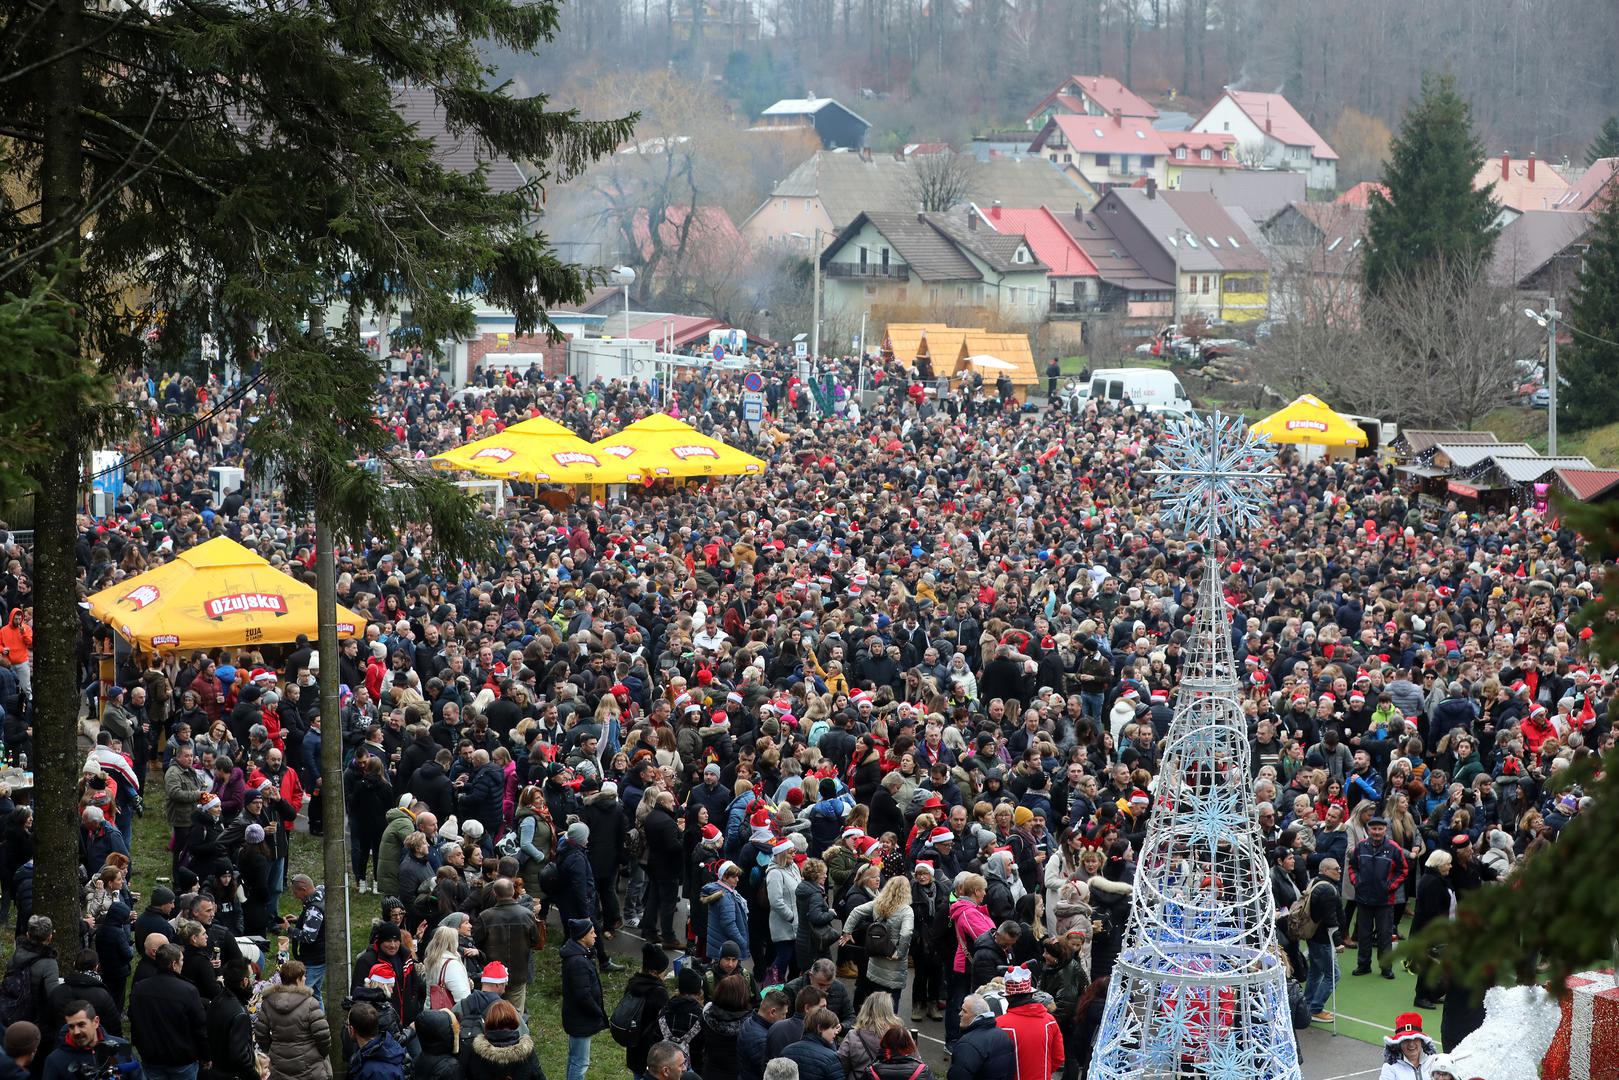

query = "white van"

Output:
[[1084, 368, 1194, 412]]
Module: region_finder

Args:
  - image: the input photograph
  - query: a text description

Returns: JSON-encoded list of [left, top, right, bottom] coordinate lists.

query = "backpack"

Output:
[[865, 915, 897, 960], [658, 1011, 701, 1054], [1285, 885, 1323, 943], [609, 986, 651, 1047], [537, 861, 561, 897], [0, 955, 42, 1027]]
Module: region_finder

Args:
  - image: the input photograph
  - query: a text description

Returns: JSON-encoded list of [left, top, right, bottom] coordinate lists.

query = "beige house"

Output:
[[742, 151, 1096, 253]]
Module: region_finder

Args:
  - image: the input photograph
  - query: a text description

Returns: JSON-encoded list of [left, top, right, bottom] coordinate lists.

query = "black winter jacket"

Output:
[[947, 1015, 1015, 1080], [202, 988, 258, 1080], [127, 969, 207, 1067], [559, 939, 607, 1037]]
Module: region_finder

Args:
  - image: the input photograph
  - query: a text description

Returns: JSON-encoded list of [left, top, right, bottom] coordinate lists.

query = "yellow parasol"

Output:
[[1250, 394, 1369, 447], [431, 416, 619, 483], [87, 537, 366, 652], [591, 413, 767, 480]]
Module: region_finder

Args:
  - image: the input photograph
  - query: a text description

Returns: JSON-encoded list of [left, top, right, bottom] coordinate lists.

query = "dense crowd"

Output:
[[0, 348, 1606, 1080]]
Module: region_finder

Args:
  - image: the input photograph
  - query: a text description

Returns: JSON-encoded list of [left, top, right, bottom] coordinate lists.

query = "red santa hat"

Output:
[[1355, 669, 1371, 684], [480, 962, 510, 985], [1151, 689, 1169, 704], [700, 823, 722, 844], [842, 826, 866, 841], [1349, 691, 1365, 706], [928, 826, 955, 845], [1128, 789, 1150, 807], [367, 963, 397, 987], [1529, 704, 1548, 719], [913, 861, 935, 876], [1120, 687, 1140, 702], [771, 837, 795, 856]]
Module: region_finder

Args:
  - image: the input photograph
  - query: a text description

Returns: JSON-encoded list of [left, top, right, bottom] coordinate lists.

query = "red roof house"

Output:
[[1552, 158, 1619, 212], [1026, 75, 1158, 128], [1337, 181, 1390, 208]]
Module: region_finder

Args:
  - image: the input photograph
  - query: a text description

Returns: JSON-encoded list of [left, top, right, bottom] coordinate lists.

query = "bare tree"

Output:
[[903, 151, 979, 212], [1369, 256, 1537, 429]]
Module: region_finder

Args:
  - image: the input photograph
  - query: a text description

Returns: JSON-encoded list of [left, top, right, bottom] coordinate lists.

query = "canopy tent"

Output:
[[591, 414, 767, 481], [87, 537, 366, 653], [430, 416, 613, 483], [964, 354, 1016, 371], [1250, 394, 1369, 447]]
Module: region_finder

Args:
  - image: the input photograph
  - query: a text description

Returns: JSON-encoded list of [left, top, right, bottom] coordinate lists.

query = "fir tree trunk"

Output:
[[315, 507, 351, 1073], [32, 0, 88, 970]]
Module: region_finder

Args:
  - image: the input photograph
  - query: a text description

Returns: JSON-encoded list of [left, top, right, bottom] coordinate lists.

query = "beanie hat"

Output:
[[784, 787, 805, 807], [720, 940, 741, 960], [566, 822, 590, 845], [1013, 806, 1034, 827], [642, 942, 670, 972], [1003, 966, 1034, 995], [567, 918, 594, 941], [244, 824, 266, 844], [367, 963, 397, 987], [481, 962, 510, 985], [151, 886, 176, 907]]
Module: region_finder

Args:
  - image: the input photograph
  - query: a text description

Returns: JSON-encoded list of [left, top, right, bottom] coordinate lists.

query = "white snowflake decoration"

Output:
[[1151, 411, 1278, 539]]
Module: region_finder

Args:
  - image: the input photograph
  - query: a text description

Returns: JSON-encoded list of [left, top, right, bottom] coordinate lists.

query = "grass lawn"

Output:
[[16, 774, 635, 1080], [1478, 405, 1619, 467]]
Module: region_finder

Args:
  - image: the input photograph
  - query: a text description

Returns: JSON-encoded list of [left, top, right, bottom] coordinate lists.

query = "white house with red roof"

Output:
[[1162, 132, 1241, 186], [972, 203, 1102, 313], [1026, 75, 1159, 130], [1028, 112, 1169, 190], [1191, 89, 1338, 190]]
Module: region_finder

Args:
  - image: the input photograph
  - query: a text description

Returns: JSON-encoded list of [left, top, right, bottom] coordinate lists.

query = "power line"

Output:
[[84, 371, 268, 485]]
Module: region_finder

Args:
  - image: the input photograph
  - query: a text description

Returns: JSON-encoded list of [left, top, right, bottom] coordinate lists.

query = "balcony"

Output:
[[1050, 299, 1113, 318], [826, 262, 910, 279]]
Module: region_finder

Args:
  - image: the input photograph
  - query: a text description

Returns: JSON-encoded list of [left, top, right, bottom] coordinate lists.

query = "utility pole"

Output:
[[1545, 295, 1560, 456], [810, 227, 822, 363], [1526, 297, 1561, 455], [1171, 228, 1185, 333]]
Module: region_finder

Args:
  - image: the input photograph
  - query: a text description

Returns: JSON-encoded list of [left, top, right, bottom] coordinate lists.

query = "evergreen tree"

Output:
[[1558, 180, 1619, 432], [1587, 114, 1619, 166], [1363, 73, 1499, 296], [0, 0, 633, 1045]]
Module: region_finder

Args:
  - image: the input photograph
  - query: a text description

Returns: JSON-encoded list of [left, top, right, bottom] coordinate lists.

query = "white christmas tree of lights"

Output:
[[1088, 411, 1302, 1080]]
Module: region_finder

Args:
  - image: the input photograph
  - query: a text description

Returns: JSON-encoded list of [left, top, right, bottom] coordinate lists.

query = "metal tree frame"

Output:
[[1089, 412, 1302, 1080]]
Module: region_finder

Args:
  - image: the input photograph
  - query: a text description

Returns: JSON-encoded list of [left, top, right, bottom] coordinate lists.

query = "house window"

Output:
[[1063, 153, 1072, 163], [1050, 153, 1060, 163], [1220, 149, 1230, 161], [1095, 153, 1110, 169], [1175, 147, 1187, 159], [881, 248, 890, 269], [804, 200, 812, 210], [1201, 275, 1212, 294], [956, 286, 966, 300], [929, 286, 940, 304], [1026, 288, 1035, 307], [859, 246, 868, 268], [1140, 155, 1154, 168], [1200, 148, 1211, 160], [1222, 121, 1230, 131]]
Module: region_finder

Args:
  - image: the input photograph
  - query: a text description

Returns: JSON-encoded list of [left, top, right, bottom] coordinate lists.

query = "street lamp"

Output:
[[609, 265, 636, 341], [1524, 297, 1560, 455]]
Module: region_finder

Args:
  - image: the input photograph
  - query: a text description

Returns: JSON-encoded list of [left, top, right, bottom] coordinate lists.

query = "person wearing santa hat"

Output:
[[1379, 1011, 1438, 1079], [700, 861, 750, 962], [996, 965, 1065, 1080], [764, 837, 802, 982]]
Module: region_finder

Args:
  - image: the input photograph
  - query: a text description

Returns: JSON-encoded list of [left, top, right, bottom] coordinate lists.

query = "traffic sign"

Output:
[[742, 372, 764, 393]]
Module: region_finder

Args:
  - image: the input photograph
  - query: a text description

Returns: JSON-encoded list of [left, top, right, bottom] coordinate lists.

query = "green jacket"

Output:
[[165, 763, 202, 828], [1039, 955, 1088, 1022], [375, 807, 417, 897]]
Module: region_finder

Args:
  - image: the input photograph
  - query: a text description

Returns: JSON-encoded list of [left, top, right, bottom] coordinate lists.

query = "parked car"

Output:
[[1530, 388, 1550, 409]]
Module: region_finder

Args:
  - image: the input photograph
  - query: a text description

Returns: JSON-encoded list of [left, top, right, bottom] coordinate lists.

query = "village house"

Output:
[[1027, 111, 1170, 190], [817, 209, 1052, 321], [1475, 151, 1570, 223], [1491, 210, 1592, 296], [974, 203, 1103, 314], [1262, 201, 1367, 320], [1089, 185, 1271, 323], [1025, 74, 1159, 130], [1162, 131, 1241, 187], [753, 96, 871, 149], [1191, 89, 1338, 190], [741, 150, 1096, 252]]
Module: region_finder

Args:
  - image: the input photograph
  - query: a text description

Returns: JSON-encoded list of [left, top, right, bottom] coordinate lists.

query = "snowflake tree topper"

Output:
[[1151, 411, 1278, 540]]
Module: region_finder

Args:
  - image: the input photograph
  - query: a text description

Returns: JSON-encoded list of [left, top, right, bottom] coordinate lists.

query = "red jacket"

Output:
[[997, 1000, 1064, 1080]]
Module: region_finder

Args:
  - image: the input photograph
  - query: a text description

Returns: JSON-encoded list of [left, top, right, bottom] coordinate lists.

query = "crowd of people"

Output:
[[0, 347, 1607, 1080]]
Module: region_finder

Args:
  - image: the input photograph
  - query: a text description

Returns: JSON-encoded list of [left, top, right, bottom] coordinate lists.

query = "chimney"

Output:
[[1528, 151, 1537, 181], [1074, 204, 1084, 222], [1265, 117, 1272, 134], [1502, 151, 1511, 181], [992, 199, 1002, 210], [1112, 107, 1123, 127], [1146, 178, 1157, 199], [967, 207, 978, 230]]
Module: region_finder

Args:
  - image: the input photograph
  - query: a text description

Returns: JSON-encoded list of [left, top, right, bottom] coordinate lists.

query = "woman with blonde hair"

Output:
[[837, 990, 903, 1078], [420, 924, 471, 1006], [844, 874, 914, 1010]]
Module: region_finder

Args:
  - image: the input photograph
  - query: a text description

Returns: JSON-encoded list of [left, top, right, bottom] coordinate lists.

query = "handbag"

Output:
[[428, 959, 455, 1010]]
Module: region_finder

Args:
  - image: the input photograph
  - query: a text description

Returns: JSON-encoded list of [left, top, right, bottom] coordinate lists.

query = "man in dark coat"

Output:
[[472, 879, 540, 1012], [780, 1008, 844, 1080], [640, 791, 684, 947], [949, 994, 1016, 1080], [46, 950, 123, 1038], [578, 782, 628, 933], [202, 958, 258, 1080], [736, 989, 788, 1080], [404, 753, 455, 822], [456, 751, 504, 832], [554, 823, 599, 945], [559, 920, 607, 1080], [127, 943, 208, 1076]]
